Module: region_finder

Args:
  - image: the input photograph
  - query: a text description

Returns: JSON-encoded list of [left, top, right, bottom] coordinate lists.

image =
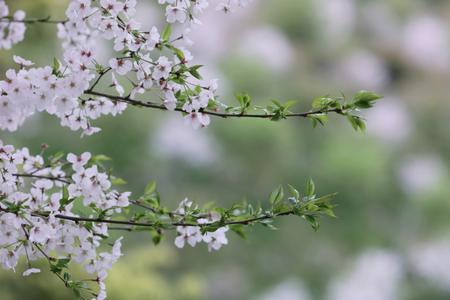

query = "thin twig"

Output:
[[0, 206, 296, 230], [87, 67, 112, 92], [13, 173, 71, 184], [84, 90, 342, 119], [50, 209, 295, 228], [0, 16, 67, 24]]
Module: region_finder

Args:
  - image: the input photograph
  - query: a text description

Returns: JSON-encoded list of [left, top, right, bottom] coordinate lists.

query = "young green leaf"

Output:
[[306, 178, 315, 197], [145, 181, 157, 195], [269, 185, 284, 206], [161, 24, 172, 42]]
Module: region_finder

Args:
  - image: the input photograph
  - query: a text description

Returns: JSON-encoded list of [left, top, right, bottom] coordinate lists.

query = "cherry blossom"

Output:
[[109, 58, 133, 76], [0, 138, 246, 297], [0, 0, 261, 134], [166, 5, 188, 23], [203, 226, 229, 251], [0, 1, 372, 299], [22, 268, 41, 277], [174, 200, 228, 251], [0, 2, 26, 49], [0, 140, 131, 299]]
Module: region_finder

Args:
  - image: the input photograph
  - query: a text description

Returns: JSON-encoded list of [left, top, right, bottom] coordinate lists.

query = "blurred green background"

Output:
[[1, 0, 450, 299]]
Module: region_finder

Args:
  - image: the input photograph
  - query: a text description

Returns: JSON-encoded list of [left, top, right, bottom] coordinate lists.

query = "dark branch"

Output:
[[13, 173, 71, 184], [84, 90, 343, 120], [0, 16, 67, 24], [0, 205, 296, 230], [45, 209, 296, 229], [87, 67, 112, 92]]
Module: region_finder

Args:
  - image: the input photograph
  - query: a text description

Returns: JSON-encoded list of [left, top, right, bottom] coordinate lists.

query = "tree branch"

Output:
[[84, 90, 343, 119], [0, 202, 298, 230], [13, 173, 71, 184], [34, 208, 297, 229], [0, 16, 67, 24], [86, 67, 112, 92]]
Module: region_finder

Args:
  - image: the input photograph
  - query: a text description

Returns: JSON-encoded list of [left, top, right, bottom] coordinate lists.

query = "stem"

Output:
[[0, 206, 296, 230], [0, 16, 67, 24], [6, 175, 310, 231], [84, 90, 342, 119], [46, 209, 296, 228], [13, 173, 71, 184], [87, 68, 112, 92]]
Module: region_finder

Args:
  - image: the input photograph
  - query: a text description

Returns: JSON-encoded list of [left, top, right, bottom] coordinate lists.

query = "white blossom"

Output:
[[22, 268, 41, 277]]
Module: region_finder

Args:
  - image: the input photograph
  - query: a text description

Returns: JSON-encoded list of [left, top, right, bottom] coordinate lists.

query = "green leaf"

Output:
[[111, 177, 127, 185], [52, 57, 61, 76], [162, 24, 172, 42], [269, 185, 284, 206], [172, 47, 185, 61], [271, 99, 283, 108], [283, 100, 297, 110], [347, 115, 366, 131], [62, 185, 69, 202], [303, 215, 320, 231], [309, 114, 329, 128], [352, 91, 382, 109], [50, 151, 65, 164], [59, 186, 74, 210], [50, 258, 71, 275], [63, 272, 71, 282], [306, 178, 315, 197], [95, 61, 106, 74], [91, 154, 111, 162], [189, 65, 203, 79], [260, 220, 278, 230], [324, 208, 337, 218], [235, 93, 252, 114], [229, 224, 247, 239], [356, 117, 366, 131], [314, 193, 338, 205], [144, 181, 156, 195], [312, 96, 337, 110], [150, 229, 163, 245], [287, 184, 300, 200]]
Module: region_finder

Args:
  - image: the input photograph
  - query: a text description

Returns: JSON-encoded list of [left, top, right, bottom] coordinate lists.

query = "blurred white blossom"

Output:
[[398, 155, 446, 195], [237, 26, 295, 72], [361, 2, 399, 47], [189, 1, 258, 63], [316, 0, 356, 44], [152, 116, 218, 165], [326, 250, 403, 300], [257, 279, 311, 300], [402, 16, 450, 72], [336, 50, 389, 90], [366, 97, 412, 145], [409, 239, 450, 292]]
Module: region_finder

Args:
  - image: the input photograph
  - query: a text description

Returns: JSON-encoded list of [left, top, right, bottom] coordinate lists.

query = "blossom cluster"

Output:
[[0, 138, 236, 298], [0, 140, 130, 299], [0, 56, 127, 133], [0, 0, 349, 298], [174, 198, 229, 252], [0, 0, 254, 135], [0, 1, 26, 50], [159, 0, 251, 23]]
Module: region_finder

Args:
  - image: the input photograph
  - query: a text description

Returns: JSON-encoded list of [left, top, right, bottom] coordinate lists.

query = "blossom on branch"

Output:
[[0, 0, 379, 298]]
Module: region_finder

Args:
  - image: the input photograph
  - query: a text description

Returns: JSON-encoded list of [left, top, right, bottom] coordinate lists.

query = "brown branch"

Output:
[[11, 171, 216, 221], [86, 67, 112, 92], [13, 173, 71, 184], [0, 206, 295, 230], [0, 16, 67, 24], [51, 209, 296, 228], [5, 173, 305, 230], [84, 90, 342, 120]]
